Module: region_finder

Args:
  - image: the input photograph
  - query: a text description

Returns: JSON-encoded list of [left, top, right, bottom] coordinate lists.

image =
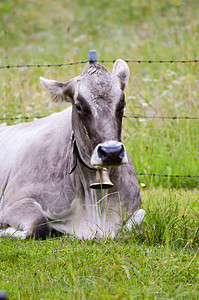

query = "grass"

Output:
[[0, 189, 198, 299], [0, 242, 198, 299], [0, 0, 199, 299]]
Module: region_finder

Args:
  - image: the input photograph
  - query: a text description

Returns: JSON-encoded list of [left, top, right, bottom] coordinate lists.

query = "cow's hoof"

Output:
[[125, 209, 146, 231], [133, 209, 146, 227]]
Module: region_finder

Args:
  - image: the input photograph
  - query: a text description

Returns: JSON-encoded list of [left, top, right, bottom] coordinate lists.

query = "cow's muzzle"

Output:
[[91, 141, 128, 167]]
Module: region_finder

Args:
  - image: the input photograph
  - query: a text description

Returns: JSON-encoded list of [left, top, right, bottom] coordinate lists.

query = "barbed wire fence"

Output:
[[0, 55, 198, 181], [1, 115, 199, 121], [0, 58, 198, 69]]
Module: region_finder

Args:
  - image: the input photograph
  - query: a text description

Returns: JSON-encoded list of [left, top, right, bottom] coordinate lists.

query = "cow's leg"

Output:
[[109, 161, 146, 233], [0, 199, 51, 239], [124, 209, 146, 231]]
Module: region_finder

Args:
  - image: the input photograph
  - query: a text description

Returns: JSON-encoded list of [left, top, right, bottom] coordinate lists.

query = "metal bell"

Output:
[[90, 168, 114, 189]]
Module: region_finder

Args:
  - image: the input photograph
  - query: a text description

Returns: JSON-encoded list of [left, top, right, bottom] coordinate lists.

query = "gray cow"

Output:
[[0, 60, 145, 239]]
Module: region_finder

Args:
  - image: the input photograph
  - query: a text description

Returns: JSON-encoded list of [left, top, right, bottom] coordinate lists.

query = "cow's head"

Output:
[[40, 60, 130, 169]]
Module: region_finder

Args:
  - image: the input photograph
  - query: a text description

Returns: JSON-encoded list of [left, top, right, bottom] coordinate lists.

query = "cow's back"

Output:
[[0, 106, 72, 203]]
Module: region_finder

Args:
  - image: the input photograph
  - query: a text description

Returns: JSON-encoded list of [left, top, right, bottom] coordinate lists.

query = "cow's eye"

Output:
[[75, 102, 92, 115], [75, 104, 83, 113]]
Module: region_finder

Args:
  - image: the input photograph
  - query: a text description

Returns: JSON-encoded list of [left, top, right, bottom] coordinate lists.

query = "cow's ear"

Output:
[[40, 77, 75, 102], [112, 59, 130, 91]]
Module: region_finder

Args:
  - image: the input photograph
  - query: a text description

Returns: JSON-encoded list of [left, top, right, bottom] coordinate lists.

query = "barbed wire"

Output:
[[0, 61, 88, 69], [0, 117, 198, 179], [0, 57, 198, 181], [124, 115, 199, 120], [136, 173, 199, 178], [0, 116, 43, 121], [0, 114, 198, 121], [101, 59, 199, 64], [0, 59, 198, 69]]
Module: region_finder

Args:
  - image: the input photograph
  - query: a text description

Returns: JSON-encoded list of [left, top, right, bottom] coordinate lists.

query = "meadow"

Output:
[[0, 0, 198, 298]]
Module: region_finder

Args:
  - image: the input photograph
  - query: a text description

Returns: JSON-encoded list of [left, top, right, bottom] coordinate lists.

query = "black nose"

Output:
[[97, 144, 125, 166]]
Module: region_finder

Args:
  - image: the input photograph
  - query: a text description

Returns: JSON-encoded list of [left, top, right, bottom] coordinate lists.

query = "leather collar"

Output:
[[70, 132, 96, 174]]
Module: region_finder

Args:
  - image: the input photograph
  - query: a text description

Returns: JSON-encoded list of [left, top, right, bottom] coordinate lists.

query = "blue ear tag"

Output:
[[89, 50, 97, 65]]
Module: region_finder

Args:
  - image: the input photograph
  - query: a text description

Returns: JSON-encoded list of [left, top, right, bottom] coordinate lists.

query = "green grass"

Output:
[[0, 189, 198, 299], [0, 0, 199, 299], [0, 241, 198, 299]]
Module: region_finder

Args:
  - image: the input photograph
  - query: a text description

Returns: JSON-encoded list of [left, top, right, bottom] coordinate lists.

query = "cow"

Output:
[[0, 60, 145, 240]]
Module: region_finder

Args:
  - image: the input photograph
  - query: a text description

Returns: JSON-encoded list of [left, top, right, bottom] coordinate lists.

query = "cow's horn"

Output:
[[90, 168, 114, 189]]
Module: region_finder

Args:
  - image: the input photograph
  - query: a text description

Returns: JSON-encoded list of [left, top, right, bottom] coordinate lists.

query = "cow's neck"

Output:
[[70, 131, 96, 174]]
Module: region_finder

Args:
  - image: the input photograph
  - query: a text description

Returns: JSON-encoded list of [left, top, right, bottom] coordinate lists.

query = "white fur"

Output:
[[0, 227, 28, 239], [124, 209, 146, 231]]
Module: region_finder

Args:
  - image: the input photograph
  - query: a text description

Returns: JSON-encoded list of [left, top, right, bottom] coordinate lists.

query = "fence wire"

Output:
[[0, 61, 88, 69], [0, 57, 198, 181], [0, 115, 198, 179], [0, 116, 43, 121], [136, 173, 199, 178], [0, 59, 198, 69], [0, 114, 199, 121], [124, 115, 199, 120]]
